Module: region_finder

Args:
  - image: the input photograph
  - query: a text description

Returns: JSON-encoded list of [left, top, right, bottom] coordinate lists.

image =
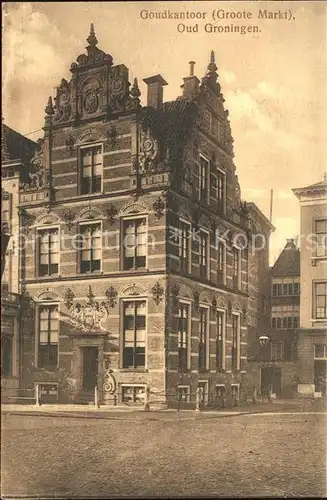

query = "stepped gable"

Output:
[[272, 239, 300, 277]]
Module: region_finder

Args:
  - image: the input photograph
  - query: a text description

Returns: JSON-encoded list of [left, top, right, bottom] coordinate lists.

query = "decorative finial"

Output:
[[45, 96, 54, 115], [208, 50, 217, 73], [189, 61, 195, 76], [87, 23, 98, 47], [130, 78, 141, 99]]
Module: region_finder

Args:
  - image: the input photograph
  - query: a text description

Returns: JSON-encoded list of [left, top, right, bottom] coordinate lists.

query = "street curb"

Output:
[[2, 409, 326, 422]]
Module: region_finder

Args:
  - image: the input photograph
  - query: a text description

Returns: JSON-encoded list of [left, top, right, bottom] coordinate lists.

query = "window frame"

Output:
[[79, 143, 103, 195], [198, 305, 210, 372], [121, 215, 148, 271], [121, 384, 146, 404], [232, 245, 242, 290], [121, 299, 147, 370], [36, 225, 60, 277], [199, 155, 210, 204], [179, 218, 192, 274], [178, 300, 192, 372], [313, 219, 327, 258], [314, 344, 327, 360], [216, 167, 226, 214], [313, 281, 327, 320], [78, 221, 103, 274], [231, 312, 241, 371], [199, 229, 210, 280], [216, 308, 226, 371], [217, 238, 226, 286], [36, 303, 59, 370]]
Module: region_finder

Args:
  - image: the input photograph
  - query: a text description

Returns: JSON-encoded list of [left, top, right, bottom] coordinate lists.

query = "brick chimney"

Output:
[[143, 74, 168, 109], [181, 61, 200, 100]]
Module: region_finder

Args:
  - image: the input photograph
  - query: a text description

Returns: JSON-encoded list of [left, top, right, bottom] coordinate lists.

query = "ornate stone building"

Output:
[[18, 25, 270, 406]]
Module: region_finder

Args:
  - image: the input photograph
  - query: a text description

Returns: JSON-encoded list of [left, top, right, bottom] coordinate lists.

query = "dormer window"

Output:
[[80, 145, 102, 194]]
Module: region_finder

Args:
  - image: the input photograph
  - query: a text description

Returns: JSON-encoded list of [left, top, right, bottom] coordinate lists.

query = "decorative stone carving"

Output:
[[121, 283, 147, 296], [107, 125, 118, 149], [103, 369, 116, 394], [62, 209, 75, 230], [212, 297, 217, 309], [105, 204, 118, 225], [193, 292, 200, 311], [61, 285, 108, 332], [105, 286, 118, 309], [151, 282, 164, 306], [139, 128, 159, 173], [21, 139, 52, 191], [19, 208, 36, 234], [153, 196, 166, 219], [84, 89, 98, 114]]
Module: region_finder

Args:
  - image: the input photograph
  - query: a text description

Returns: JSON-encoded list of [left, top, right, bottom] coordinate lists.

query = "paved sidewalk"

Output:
[[2, 397, 326, 420]]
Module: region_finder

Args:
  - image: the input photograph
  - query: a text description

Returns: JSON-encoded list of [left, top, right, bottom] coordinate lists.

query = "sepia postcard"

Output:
[[1, 1, 326, 498]]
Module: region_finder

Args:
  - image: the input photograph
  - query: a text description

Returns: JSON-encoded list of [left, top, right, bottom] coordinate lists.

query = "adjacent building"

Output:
[[293, 174, 327, 396], [1, 123, 36, 397]]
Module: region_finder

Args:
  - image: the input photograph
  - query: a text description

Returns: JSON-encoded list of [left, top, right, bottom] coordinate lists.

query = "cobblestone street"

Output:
[[1, 412, 326, 498]]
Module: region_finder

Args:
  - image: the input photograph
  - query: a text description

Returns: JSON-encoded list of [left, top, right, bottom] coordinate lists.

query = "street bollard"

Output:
[[35, 384, 41, 406], [94, 386, 100, 408], [195, 388, 200, 411], [144, 386, 150, 411], [252, 386, 257, 404]]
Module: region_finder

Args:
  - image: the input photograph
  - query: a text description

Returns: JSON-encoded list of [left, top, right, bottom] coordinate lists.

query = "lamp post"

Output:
[[258, 334, 272, 402]]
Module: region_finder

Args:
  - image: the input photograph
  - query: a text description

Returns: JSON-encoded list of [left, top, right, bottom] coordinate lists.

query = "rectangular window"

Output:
[[288, 283, 294, 295], [38, 228, 59, 277], [121, 385, 145, 404], [315, 220, 327, 257], [294, 282, 300, 295], [123, 301, 146, 369], [80, 145, 102, 194], [293, 317, 299, 328], [217, 240, 225, 285], [199, 308, 208, 372], [199, 231, 208, 279], [272, 284, 277, 297], [231, 314, 240, 370], [314, 344, 326, 359], [79, 223, 101, 273], [38, 305, 59, 369], [216, 310, 225, 370], [178, 303, 189, 372], [232, 247, 241, 290], [179, 221, 190, 274], [199, 156, 209, 203], [271, 341, 284, 361], [314, 282, 327, 319], [123, 218, 147, 270], [283, 283, 288, 296], [1, 336, 13, 377], [277, 284, 282, 296], [1, 193, 11, 234], [217, 170, 225, 213], [177, 386, 189, 402]]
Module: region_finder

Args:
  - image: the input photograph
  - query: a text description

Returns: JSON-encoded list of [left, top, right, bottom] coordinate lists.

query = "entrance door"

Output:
[[82, 347, 98, 392], [261, 367, 282, 396], [314, 360, 327, 395]]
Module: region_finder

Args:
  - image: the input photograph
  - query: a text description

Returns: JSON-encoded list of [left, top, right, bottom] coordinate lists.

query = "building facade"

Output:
[[293, 175, 327, 396], [265, 239, 300, 397], [15, 26, 271, 406], [1, 123, 36, 397]]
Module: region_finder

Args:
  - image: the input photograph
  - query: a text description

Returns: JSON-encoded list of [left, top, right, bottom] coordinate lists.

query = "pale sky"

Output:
[[2, 1, 327, 264]]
